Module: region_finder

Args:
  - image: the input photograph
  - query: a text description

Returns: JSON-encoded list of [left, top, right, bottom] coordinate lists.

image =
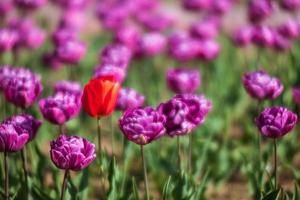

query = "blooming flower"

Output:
[[166, 67, 201, 94], [53, 80, 82, 98], [50, 135, 96, 171], [94, 64, 126, 83], [248, 0, 274, 23], [56, 40, 86, 64], [256, 106, 297, 138], [119, 107, 166, 145], [292, 88, 300, 106], [100, 44, 132, 69], [116, 88, 145, 111], [81, 76, 120, 117], [0, 29, 19, 52], [242, 70, 284, 100], [232, 26, 254, 47], [136, 32, 166, 57]]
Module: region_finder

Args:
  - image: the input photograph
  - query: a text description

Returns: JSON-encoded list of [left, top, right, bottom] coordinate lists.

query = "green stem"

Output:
[[21, 148, 29, 199], [60, 170, 69, 200], [177, 136, 181, 172], [110, 115, 115, 155], [59, 124, 64, 135], [188, 134, 192, 174], [4, 151, 8, 200], [97, 117, 102, 161], [140, 145, 150, 200], [274, 139, 277, 189]]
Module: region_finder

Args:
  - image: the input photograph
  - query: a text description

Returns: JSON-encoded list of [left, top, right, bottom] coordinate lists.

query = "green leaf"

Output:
[[262, 189, 281, 200], [132, 177, 140, 200], [31, 184, 54, 200], [77, 168, 89, 200], [194, 169, 211, 200], [293, 183, 299, 200], [162, 176, 172, 200], [172, 171, 195, 200], [107, 157, 120, 200]]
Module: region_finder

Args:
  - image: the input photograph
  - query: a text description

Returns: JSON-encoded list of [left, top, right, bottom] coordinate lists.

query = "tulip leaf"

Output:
[[107, 157, 121, 200], [293, 183, 299, 200], [77, 168, 89, 200], [262, 189, 281, 200], [131, 177, 140, 200], [162, 176, 172, 200]]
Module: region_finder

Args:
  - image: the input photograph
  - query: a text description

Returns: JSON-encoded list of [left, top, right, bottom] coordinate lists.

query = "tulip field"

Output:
[[2, 0, 300, 200]]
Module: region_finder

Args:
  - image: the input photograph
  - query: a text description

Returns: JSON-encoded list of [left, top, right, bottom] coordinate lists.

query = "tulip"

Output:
[[273, 32, 291, 51], [210, 0, 233, 15], [42, 53, 64, 70], [114, 26, 141, 50], [0, 29, 19, 53], [14, 0, 47, 10], [242, 70, 283, 100], [53, 80, 82, 98], [232, 26, 254, 47], [137, 12, 174, 32], [21, 26, 46, 49], [251, 25, 274, 48], [50, 135, 96, 200], [136, 32, 166, 57], [119, 107, 166, 199], [53, 0, 87, 9], [256, 106, 297, 189], [52, 28, 77, 46], [292, 88, 300, 106], [248, 0, 274, 24], [81, 76, 120, 156], [197, 39, 220, 61], [0, 0, 12, 18], [182, 0, 212, 11], [190, 20, 218, 39], [59, 9, 86, 31], [166, 67, 201, 94], [56, 39, 86, 64], [100, 44, 132, 69], [94, 63, 126, 83], [116, 88, 145, 111], [281, 0, 300, 11], [277, 20, 300, 39]]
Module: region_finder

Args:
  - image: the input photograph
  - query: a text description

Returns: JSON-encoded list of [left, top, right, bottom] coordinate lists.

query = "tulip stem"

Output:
[[177, 136, 181, 172], [274, 139, 277, 190], [4, 151, 9, 200], [110, 115, 115, 155], [60, 170, 69, 200], [188, 134, 192, 174], [21, 148, 29, 199], [97, 117, 102, 161], [140, 145, 150, 200], [59, 124, 64, 135]]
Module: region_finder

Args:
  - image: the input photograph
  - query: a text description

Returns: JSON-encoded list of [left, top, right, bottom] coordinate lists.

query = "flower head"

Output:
[[256, 106, 297, 138], [116, 88, 145, 111], [119, 107, 166, 145], [50, 135, 96, 171]]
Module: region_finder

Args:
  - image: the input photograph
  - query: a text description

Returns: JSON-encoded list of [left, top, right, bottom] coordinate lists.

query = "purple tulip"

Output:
[[56, 40, 86, 64], [273, 32, 291, 51], [182, 0, 212, 11], [168, 36, 200, 62], [242, 70, 284, 100], [5, 114, 42, 141], [190, 20, 218, 39], [175, 94, 212, 126], [197, 39, 220, 61], [52, 28, 77, 46], [137, 12, 174, 32], [0, 119, 29, 152], [53, 0, 87, 9], [232, 26, 254, 47], [292, 88, 300, 106], [116, 88, 145, 111], [252, 25, 274, 47], [94, 64, 126, 83], [210, 0, 233, 15], [114, 26, 141, 50], [42, 53, 64, 70], [281, 0, 300, 11], [0, 0, 13, 17], [4, 72, 43, 108], [100, 44, 132, 69], [0, 29, 19, 52], [166, 67, 201, 94], [136, 32, 166, 57], [39, 92, 81, 125], [256, 106, 297, 138], [0, 66, 32, 91], [21, 26, 46, 49], [59, 9, 86, 31], [157, 97, 194, 136], [248, 0, 274, 24], [14, 0, 47, 10], [50, 135, 96, 171], [277, 20, 300, 39], [119, 107, 166, 145], [53, 80, 82, 98]]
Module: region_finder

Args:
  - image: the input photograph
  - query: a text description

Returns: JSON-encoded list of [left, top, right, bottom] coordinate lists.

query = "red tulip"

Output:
[[81, 76, 120, 117]]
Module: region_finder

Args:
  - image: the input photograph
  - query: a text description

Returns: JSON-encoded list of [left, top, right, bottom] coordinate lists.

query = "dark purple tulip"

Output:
[[256, 106, 297, 138], [8, 18, 33, 33], [232, 26, 254, 47], [114, 26, 141, 50], [0, 29, 19, 52], [167, 67, 201, 94], [273, 32, 291, 51], [56, 40, 86, 64], [210, 0, 233, 15], [0, 0, 13, 17], [175, 94, 212, 126], [132, 0, 158, 11], [59, 9, 86, 31], [42, 53, 64, 70], [137, 12, 174, 32], [190, 20, 218, 39], [54, 80, 82, 98], [6, 114, 42, 141], [14, 0, 47, 10], [182, 0, 212, 11], [292, 88, 300, 106], [168, 36, 200, 62], [277, 20, 299, 39], [158, 97, 194, 137], [197, 39, 220, 61], [50, 135, 96, 171], [248, 0, 274, 24], [242, 70, 284, 100], [116, 88, 145, 111], [252, 25, 274, 47], [0, 119, 29, 152], [119, 107, 166, 145], [0, 66, 32, 91], [100, 44, 132, 69], [136, 32, 166, 57], [94, 64, 126, 83], [53, 0, 87, 9], [4, 72, 43, 108], [281, 0, 300, 11], [39, 92, 81, 125], [52, 28, 77, 46], [21, 26, 46, 49], [168, 31, 190, 46]]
